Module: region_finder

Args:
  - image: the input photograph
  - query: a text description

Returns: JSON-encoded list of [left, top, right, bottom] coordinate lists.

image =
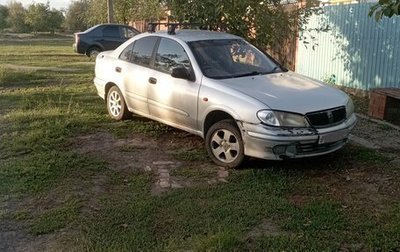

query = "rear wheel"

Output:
[[205, 119, 245, 168], [87, 47, 101, 58], [106, 86, 130, 120]]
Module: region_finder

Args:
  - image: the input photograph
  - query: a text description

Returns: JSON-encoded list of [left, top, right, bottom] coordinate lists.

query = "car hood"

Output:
[[219, 71, 348, 114]]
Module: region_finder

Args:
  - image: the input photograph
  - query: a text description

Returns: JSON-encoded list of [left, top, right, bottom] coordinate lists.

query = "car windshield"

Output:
[[188, 39, 282, 79]]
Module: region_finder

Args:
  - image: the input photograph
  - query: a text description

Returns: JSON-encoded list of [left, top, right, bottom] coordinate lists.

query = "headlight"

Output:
[[346, 98, 354, 118], [257, 110, 309, 127], [257, 110, 279, 126]]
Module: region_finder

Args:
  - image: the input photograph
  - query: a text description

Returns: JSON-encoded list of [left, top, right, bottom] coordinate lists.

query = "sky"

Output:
[[0, 0, 72, 10]]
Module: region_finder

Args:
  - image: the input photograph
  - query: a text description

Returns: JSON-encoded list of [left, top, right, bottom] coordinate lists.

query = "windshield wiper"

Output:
[[232, 66, 283, 78], [232, 71, 265, 78], [265, 66, 282, 75]]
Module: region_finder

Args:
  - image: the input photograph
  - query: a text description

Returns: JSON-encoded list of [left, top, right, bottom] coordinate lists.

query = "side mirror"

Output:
[[171, 67, 194, 81]]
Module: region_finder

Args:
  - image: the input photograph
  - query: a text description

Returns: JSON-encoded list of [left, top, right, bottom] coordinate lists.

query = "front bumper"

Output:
[[240, 114, 357, 160]]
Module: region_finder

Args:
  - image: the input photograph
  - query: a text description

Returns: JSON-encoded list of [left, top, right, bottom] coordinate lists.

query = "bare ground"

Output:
[[1, 114, 400, 251]]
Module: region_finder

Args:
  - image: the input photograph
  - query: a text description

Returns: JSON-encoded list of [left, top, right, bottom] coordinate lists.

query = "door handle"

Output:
[[148, 77, 157, 84], [115, 67, 121, 73]]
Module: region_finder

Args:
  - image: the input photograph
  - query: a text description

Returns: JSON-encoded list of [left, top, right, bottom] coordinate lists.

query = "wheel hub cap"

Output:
[[109, 91, 121, 116], [210, 129, 240, 163], [220, 140, 230, 152]]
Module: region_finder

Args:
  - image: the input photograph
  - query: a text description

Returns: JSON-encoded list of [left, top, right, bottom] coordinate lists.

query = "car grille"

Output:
[[296, 140, 346, 154], [306, 107, 346, 128]]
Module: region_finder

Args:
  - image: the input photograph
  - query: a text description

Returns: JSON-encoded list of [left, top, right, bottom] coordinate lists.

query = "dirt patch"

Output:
[[287, 113, 400, 213], [316, 167, 399, 211], [72, 131, 223, 187], [73, 132, 169, 173], [0, 220, 60, 252], [352, 116, 400, 152], [288, 164, 400, 219], [72, 131, 231, 197], [72, 115, 400, 210], [85, 174, 108, 212], [351, 115, 400, 168], [3, 109, 400, 250], [0, 196, 62, 252]]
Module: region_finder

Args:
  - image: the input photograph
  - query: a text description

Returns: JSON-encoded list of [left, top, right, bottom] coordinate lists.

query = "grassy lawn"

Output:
[[0, 35, 399, 251]]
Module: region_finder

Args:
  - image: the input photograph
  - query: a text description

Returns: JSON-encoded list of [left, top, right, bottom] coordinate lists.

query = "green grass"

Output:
[[1, 36, 399, 251], [351, 146, 390, 163], [171, 148, 208, 161], [30, 198, 81, 235], [378, 123, 393, 131], [171, 165, 216, 179], [78, 169, 400, 251]]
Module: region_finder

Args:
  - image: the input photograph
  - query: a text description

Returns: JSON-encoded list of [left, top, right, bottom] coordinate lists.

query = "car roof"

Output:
[[95, 23, 132, 28], [112, 29, 244, 58], [83, 23, 137, 33], [149, 30, 242, 42]]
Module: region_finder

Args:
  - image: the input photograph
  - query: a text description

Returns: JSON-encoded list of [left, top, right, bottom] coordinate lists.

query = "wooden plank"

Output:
[[368, 91, 387, 119], [372, 88, 400, 99]]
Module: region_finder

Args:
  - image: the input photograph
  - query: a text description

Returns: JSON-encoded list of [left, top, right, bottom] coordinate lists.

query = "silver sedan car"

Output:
[[94, 29, 356, 168]]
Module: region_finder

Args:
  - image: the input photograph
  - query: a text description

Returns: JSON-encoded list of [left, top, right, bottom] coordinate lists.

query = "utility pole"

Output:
[[107, 0, 114, 23]]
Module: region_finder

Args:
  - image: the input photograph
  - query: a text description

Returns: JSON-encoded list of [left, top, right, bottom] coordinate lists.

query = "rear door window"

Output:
[[89, 26, 102, 36], [102, 26, 121, 38], [131, 36, 158, 67], [121, 27, 138, 39], [119, 42, 134, 62]]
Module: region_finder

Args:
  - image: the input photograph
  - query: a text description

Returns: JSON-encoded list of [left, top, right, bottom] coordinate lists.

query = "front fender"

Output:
[[198, 77, 268, 131]]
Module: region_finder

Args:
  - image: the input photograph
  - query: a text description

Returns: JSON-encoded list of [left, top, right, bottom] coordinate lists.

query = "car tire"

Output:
[[87, 47, 101, 58], [205, 119, 245, 168], [106, 86, 130, 120]]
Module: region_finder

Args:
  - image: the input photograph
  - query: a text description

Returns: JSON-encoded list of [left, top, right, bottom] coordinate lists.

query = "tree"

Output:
[[166, 0, 321, 67], [25, 2, 64, 33], [48, 9, 64, 33], [86, 0, 107, 25], [85, 0, 163, 26], [369, 0, 400, 21], [65, 0, 90, 31], [122, 0, 163, 21], [26, 3, 50, 32], [7, 1, 29, 32], [0, 5, 9, 30]]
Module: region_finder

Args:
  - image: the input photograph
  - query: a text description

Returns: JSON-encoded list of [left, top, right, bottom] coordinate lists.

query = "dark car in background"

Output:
[[73, 24, 140, 58]]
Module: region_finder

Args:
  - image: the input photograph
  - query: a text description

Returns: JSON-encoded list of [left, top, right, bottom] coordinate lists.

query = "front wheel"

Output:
[[106, 86, 130, 120], [205, 120, 245, 168]]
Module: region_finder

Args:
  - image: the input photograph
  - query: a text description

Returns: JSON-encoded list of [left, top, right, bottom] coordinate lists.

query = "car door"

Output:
[[100, 25, 124, 50], [116, 36, 158, 115], [148, 37, 200, 129]]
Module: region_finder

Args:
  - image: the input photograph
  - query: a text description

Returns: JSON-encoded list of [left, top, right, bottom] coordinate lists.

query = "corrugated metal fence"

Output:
[[296, 3, 400, 91]]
